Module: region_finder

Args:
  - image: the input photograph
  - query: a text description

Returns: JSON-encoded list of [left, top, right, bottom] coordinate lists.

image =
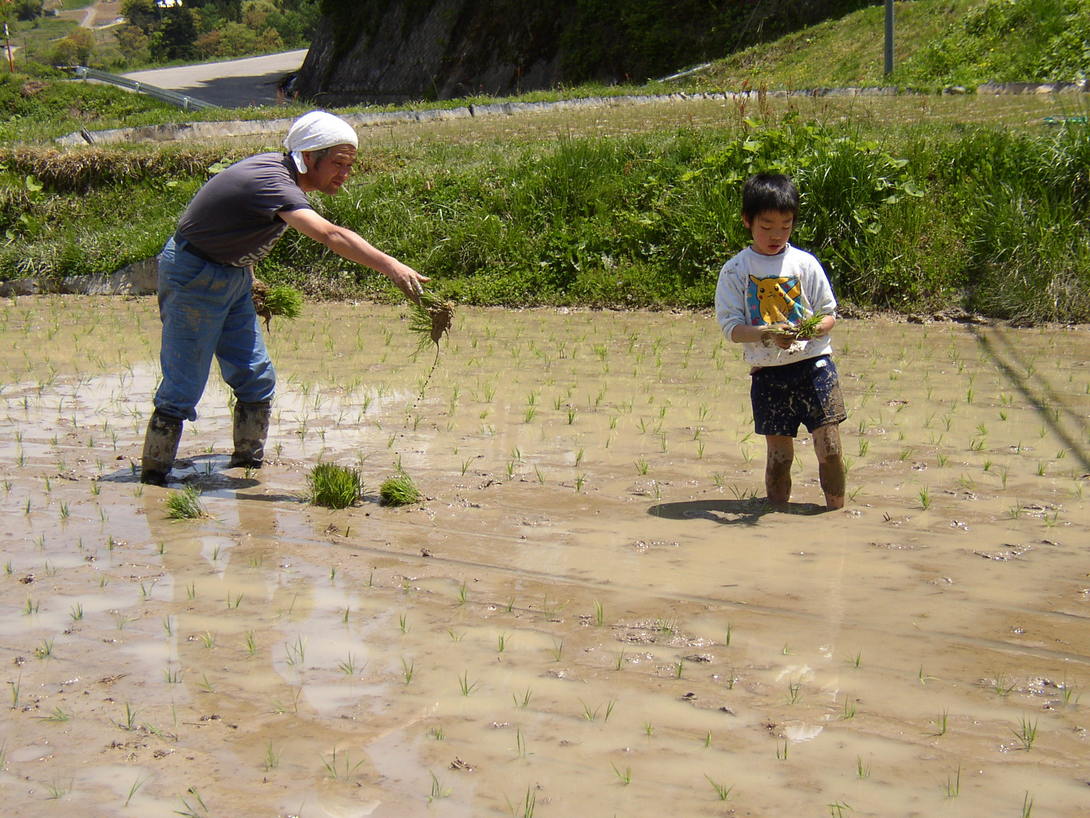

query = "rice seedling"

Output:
[[380, 471, 422, 506], [932, 708, 948, 736], [550, 639, 563, 661], [513, 688, 533, 709], [122, 774, 147, 807], [321, 747, 365, 780], [944, 764, 960, 798], [514, 728, 527, 758], [306, 463, 362, 509], [840, 698, 856, 719], [401, 657, 415, 685], [120, 702, 138, 730], [398, 613, 409, 633], [1022, 792, 1034, 817], [610, 762, 632, 785], [262, 742, 280, 772], [579, 699, 602, 721], [428, 725, 445, 741], [23, 597, 38, 615], [165, 485, 206, 520], [777, 740, 789, 760], [497, 633, 509, 652], [408, 291, 456, 400], [505, 786, 536, 818], [284, 636, 306, 667], [827, 802, 852, 817], [428, 771, 451, 802], [43, 706, 71, 722], [1060, 680, 1080, 706], [45, 779, 71, 800], [918, 487, 932, 509], [458, 671, 478, 696], [338, 653, 358, 676], [786, 680, 802, 704], [856, 756, 870, 778], [34, 638, 54, 658], [1012, 715, 1038, 750], [643, 721, 655, 736], [69, 603, 83, 621], [705, 775, 733, 801], [8, 676, 21, 708]]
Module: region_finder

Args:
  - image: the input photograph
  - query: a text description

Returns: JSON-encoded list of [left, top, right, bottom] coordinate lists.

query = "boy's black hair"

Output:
[[741, 173, 799, 222]]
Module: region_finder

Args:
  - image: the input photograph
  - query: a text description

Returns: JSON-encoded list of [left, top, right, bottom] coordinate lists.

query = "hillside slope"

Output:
[[692, 0, 1088, 91]]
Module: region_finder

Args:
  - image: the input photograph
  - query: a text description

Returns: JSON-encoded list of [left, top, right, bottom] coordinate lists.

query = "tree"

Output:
[[50, 27, 95, 65], [156, 5, 198, 59], [13, 0, 44, 21], [114, 23, 151, 64], [122, 0, 160, 34]]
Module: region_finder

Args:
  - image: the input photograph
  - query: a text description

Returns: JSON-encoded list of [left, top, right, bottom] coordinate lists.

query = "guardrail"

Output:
[[72, 66, 217, 111]]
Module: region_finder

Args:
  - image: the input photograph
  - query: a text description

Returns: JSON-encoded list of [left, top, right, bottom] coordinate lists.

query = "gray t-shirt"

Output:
[[175, 153, 312, 268]]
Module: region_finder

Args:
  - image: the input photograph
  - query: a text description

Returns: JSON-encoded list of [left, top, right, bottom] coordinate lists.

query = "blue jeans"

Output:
[[153, 236, 275, 421]]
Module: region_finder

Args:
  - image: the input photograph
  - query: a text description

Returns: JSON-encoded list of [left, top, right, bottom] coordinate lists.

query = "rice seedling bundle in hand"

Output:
[[307, 462, 363, 509], [410, 291, 455, 350], [768, 313, 827, 341], [380, 471, 422, 506], [252, 279, 303, 331], [408, 290, 456, 402]]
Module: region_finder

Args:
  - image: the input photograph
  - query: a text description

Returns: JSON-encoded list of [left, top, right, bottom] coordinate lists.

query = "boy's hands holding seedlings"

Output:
[[762, 323, 797, 349], [765, 313, 833, 347]]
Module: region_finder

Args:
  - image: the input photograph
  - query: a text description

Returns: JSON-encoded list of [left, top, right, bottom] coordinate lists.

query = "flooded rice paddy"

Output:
[[1, 296, 1088, 817]]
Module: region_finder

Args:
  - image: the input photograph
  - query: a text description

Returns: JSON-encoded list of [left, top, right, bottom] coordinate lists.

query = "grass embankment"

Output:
[[694, 0, 1090, 91], [3, 93, 1090, 323]]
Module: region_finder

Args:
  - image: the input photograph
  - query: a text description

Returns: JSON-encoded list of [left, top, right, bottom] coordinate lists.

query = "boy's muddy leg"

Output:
[[813, 423, 845, 510], [764, 435, 794, 506]]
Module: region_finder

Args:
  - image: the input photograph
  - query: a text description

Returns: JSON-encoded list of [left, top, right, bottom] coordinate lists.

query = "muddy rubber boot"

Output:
[[229, 400, 271, 468], [140, 410, 183, 486]]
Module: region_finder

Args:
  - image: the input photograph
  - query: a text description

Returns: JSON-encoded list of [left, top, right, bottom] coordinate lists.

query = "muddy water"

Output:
[[1, 296, 1087, 817]]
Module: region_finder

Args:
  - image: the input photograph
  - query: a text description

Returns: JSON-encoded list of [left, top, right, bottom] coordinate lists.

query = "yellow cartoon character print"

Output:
[[748, 275, 804, 325]]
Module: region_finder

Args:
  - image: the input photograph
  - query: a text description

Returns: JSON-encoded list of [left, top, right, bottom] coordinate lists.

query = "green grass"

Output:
[[6, 103, 1089, 321], [693, 0, 989, 91]]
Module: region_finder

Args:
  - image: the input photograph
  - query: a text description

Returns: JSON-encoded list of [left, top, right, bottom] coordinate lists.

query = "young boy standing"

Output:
[[715, 173, 847, 510]]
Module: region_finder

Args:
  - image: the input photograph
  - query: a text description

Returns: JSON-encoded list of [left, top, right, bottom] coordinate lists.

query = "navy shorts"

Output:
[[750, 355, 847, 437]]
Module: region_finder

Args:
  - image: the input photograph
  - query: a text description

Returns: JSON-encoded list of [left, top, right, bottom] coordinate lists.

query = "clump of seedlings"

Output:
[[165, 485, 206, 519], [307, 462, 363, 509], [380, 471, 422, 506], [251, 280, 303, 331]]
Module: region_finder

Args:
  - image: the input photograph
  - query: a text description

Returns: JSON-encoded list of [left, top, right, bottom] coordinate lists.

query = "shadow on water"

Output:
[[647, 497, 827, 525], [967, 324, 1090, 472]]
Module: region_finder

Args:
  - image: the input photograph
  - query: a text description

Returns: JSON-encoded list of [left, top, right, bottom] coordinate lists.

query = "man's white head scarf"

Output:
[[283, 110, 359, 174]]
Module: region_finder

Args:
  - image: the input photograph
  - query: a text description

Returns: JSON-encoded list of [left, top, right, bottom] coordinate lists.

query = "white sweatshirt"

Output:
[[715, 244, 837, 368]]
